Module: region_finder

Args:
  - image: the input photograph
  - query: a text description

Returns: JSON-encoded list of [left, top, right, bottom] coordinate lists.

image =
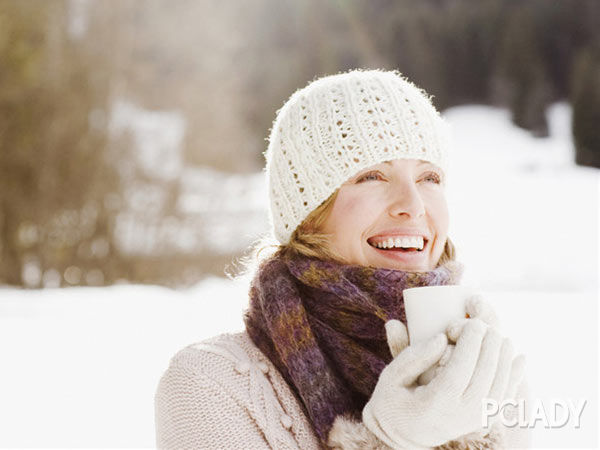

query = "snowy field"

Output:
[[0, 103, 598, 448]]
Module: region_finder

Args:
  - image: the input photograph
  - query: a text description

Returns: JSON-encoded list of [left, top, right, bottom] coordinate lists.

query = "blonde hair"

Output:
[[227, 189, 456, 283]]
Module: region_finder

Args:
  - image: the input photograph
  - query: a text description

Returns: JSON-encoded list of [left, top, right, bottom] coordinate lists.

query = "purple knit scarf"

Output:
[[243, 251, 464, 445]]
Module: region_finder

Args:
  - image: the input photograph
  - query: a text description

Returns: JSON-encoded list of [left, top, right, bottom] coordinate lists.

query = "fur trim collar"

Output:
[[327, 414, 505, 449]]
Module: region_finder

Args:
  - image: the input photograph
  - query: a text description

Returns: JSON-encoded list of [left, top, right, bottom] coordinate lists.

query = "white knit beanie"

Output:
[[265, 69, 451, 245]]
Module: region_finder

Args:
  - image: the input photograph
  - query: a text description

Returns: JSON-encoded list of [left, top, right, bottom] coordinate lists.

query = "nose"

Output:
[[388, 182, 426, 219]]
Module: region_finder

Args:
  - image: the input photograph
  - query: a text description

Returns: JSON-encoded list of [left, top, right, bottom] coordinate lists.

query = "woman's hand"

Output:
[[362, 323, 448, 449], [362, 316, 526, 448], [448, 293, 501, 340], [417, 294, 501, 386]]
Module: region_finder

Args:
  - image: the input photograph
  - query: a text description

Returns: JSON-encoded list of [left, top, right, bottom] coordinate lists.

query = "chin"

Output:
[[364, 247, 432, 272], [370, 259, 427, 272]]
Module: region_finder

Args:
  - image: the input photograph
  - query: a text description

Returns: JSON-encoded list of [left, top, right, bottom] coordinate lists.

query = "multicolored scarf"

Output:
[[243, 250, 464, 445]]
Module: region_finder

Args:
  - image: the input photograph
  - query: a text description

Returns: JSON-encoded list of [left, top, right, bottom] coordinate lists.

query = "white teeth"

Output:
[[373, 236, 424, 250]]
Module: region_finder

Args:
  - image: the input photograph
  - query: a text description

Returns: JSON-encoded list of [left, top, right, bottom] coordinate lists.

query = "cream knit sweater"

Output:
[[155, 331, 531, 449], [155, 331, 322, 449]]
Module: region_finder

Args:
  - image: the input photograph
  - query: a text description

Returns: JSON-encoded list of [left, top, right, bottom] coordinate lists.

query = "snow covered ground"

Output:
[[0, 103, 598, 448]]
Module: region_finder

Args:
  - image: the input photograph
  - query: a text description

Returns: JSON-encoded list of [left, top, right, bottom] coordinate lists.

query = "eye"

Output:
[[356, 171, 383, 183], [422, 171, 442, 184]]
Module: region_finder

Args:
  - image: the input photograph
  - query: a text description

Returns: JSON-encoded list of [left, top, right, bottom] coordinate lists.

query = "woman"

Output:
[[155, 69, 530, 449]]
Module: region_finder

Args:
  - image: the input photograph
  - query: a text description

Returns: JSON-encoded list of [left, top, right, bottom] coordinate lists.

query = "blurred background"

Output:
[[1, 0, 599, 288], [0, 0, 598, 448]]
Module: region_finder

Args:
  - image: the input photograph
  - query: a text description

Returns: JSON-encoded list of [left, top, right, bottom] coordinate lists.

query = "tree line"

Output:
[[1, 0, 598, 287]]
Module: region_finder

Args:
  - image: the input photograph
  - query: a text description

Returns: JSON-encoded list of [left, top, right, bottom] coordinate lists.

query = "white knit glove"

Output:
[[417, 294, 501, 386], [362, 316, 526, 449]]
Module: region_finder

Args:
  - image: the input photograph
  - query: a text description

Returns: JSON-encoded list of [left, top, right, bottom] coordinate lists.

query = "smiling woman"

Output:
[[321, 158, 449, 272], [155, 70, 530, 449]]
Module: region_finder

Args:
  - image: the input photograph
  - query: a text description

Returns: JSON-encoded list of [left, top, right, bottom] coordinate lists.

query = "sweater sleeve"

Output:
[[155, 359, 270, 449]]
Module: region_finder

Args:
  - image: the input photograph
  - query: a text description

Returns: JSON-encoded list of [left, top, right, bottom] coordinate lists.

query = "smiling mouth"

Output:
[[367, 238, 429, 253]]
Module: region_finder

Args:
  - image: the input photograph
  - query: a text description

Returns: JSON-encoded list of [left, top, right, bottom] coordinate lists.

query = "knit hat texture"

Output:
[[265, 69, 451, 244]]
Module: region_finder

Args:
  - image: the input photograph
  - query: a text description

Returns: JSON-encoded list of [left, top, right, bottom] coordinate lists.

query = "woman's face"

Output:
[[320, 158, 449, 271]]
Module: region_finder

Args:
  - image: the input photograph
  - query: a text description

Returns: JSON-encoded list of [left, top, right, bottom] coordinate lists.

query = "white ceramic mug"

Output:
[[403, 285, 474, 345]]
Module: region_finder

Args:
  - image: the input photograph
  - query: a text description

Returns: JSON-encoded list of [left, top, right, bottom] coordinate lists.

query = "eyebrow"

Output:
[[383, 160, 431, 166]]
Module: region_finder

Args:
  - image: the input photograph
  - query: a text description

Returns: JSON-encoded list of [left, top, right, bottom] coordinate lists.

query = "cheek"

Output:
[[429, 195, 449, 235], [336, 196, 363, 215], [326, 194, 371, 235]]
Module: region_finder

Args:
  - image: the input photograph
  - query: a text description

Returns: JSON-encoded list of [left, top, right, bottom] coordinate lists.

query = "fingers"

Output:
[[489, 354, 526, 428], [446, 295, 500, 344], [385, 319, 409, 358], [466, 294, 500, 329], [462, 327, 504, 401], [417, 345, 453, 386], [485, 338, 515, 405], [392, 333, 448, 387], [446, 318, 468, 344], [504, 354, 527, 400], [417, 365, 437, 386], [432, 318, 488, 395], [439, 344, 454, 367]]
